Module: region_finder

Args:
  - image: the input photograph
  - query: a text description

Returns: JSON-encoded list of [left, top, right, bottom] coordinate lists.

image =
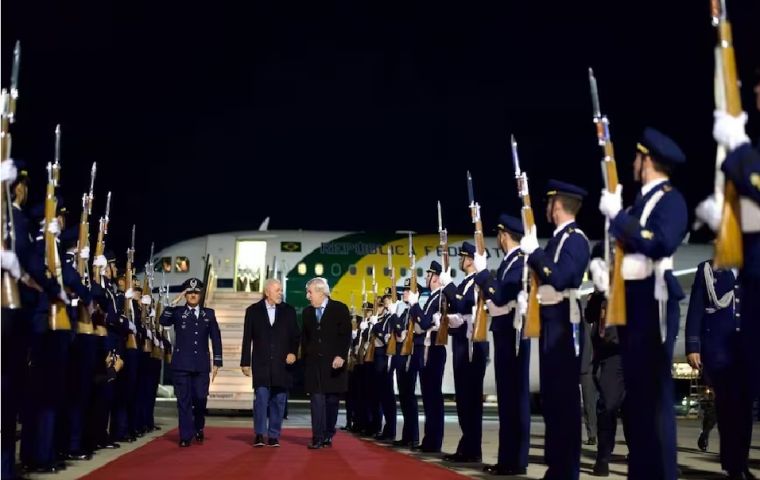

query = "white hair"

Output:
[[306, 277, 330, 296], [263, 278, 281, 291]]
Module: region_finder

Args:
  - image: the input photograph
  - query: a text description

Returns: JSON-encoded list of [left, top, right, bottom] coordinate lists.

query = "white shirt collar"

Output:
[[264, 299, 277, 309], [319, 298, 329, 310], [641, 177, 668, 197], [503, 246, 520, 260], [553, 219, 575, 237]]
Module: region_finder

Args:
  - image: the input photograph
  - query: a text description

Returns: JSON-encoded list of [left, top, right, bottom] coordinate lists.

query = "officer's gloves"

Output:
[[713, 110, 749, 151], [79, 246, 90, 260], [57, 288, 70, 305], [439, 268, 452, 287], [125, 288, 134, 299], [128, 321, 137, 333], [46, 218, 61, 236], [93, 255, 107, 268], [395, 301, 407, 316], [517, 291, 528, 317], [599, 185, 623, 220], [695, 194, 722, 232], [432, 312, 441, 329], [473, 252, 488, 273], [1, 250, 21, 279], [1, 159, 17, 183], [369, 315, 379, 325], [408, 291, 419, 306], [520, 225, 539, 255], [589, 258, 610, 293], [359, 319, 368, 330], [447, 313, 464, 328], [141, 294, 152, 305]]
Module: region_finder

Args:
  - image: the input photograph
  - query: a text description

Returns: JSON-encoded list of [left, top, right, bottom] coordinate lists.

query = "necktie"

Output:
[[316, 307, 323, 323], [191, 307, 198, 319]]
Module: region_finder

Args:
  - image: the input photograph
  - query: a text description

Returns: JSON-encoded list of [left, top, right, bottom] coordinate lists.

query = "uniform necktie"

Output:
[[192, 307, 198, 319], [316, 307, 323, 323]]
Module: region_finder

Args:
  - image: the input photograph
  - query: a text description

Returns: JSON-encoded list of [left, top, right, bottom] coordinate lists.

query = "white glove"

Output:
[[79, 246, 90, 260], [432, 312, 441, 328], [473, 252, 488, 273], [352, 330, 358, 340], [447, 313, 465, 328], [141, 294, 152, 305], [517, 290, 528, 317], [599, 185, 623, 219], [93, 255, 107, 268], [125, 288, 134, 299], [369, 315, 379, 325], [589, 258, 610, 293], [46, 218, 60, 236], [408, 291, 419, 305], [520, 225, 539, 255], [149, 308, 156, 318], [57, 288, 70, 305], [383, 333, 391, 343], [439, 268, 452, 287], [395, 301, 407, 316], [1, 250, 21, 279], [128, 321, 137, 333], [1, 159, 17, 183], [713, 110, 750, 151], [359, 320, 368, 330], [695, 194, 722, 232]]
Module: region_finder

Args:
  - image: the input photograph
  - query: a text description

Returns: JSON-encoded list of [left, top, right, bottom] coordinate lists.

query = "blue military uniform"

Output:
[[474, 214, 530, 475], [370, 293, 397, 441], [526, 180, 590, 480], [409, 260, 447, 453], [159, 277, 222, 445], [607, 128, 687, 480], [685, 261, 753, 477], [442, 242, 488, 462], [391, 278, 421, 447]]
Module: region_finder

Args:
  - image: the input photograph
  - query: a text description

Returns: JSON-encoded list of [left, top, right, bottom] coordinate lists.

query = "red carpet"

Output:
[[82, 427, 469, 480]]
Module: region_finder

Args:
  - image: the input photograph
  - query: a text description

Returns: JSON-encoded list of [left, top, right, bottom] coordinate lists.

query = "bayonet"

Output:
[[466, 170, 475, 206], [9, 41, 20, 123], [589, 68, 601, 119], [437, 200, 443, 232]]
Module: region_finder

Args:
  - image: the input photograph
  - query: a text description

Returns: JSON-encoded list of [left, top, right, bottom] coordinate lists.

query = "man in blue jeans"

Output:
[[241, 279, 300, 447]]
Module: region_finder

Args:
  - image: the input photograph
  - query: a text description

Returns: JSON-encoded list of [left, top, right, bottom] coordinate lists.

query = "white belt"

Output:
[[741, 197, 760, 233], [486, 299, 516, 317], [537, 285, 581, 324], [622, 254, 653, 280]]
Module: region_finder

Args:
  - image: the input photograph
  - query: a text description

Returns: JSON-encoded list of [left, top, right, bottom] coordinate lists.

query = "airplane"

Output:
[[148, 218, 712, 408]]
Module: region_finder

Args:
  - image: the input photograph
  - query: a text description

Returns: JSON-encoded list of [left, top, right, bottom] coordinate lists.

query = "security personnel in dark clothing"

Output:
[[391, 278, 420, 448], [371, 292, 398, 441], [159, 277, 222, 447], [686, 260, 753, 480]]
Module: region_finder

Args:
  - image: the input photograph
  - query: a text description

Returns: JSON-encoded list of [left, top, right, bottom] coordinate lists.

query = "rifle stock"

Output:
[[466, 173, 489, 343], [45, 127, 71, 331], [400, 234, 416, 355], [125, 226, 137, 349], [385, 249, 398, 355]]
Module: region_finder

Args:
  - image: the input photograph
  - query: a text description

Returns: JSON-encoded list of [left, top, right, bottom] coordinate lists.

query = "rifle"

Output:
[[92, 191, 111, 285], [1, 42, 21, 310], [435, 201, 450, 346], [347, 291, 357, 371], [466, 171, 489, 343], [364, 266, 378, 363], [710, 0, 743, 269], [125, 225, 138, 349], [385, 247, 398, 355], [589, 69, 627, 328], [45, 125, 71, 330], [75, 162, 97, 333], [356, 278, 368, 364], [510, 136, 540, 339], [142, 244, 154, 353], [400, 233, 416, 356]]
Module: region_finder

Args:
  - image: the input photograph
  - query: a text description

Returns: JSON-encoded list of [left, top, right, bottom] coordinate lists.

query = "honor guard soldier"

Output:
[[408, 260, 449, 453], [520, 180, 590, 480], [685, 261, 753, 480], [371, 291, 398, 441], [159, 277, 222, 447], [474, 214, 530, 476], [357, 301, 379, 436], [441, 241, 488, 463], [599, 128, 688, 480], [391, 278, 420, 448]]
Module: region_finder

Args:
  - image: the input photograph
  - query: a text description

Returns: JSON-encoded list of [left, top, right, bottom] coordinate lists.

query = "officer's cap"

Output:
[[495, 214, 524, 236], [636, 127, 685, 166], [545, 179, 588, 200], [182, 277, 204, 293], [362, 301, 374, 310], [459, 241, 476, 258], [104, 249, 117, 263], [426, 261, 442, 275], [403, 278, 412, 289]]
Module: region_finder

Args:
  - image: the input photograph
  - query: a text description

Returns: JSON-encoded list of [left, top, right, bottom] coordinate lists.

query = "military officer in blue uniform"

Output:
[[441, 241, 488, 463], [474, 214, 530, 476], [159, 277, 223, 447], [352, 301, 374, 435], [521, 180, 590, 480], [390, 278, 420, 448], [408, 260, 449, 453], [685, 260, 753, 480], [599, 128, 688, 480], [370, 291, 398, 441]]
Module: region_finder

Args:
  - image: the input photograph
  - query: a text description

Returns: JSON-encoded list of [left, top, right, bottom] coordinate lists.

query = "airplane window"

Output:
[[451, 268, 458, 278], [297, 263, 307, 275], [349, 265, 357, 275], [175, 257, 190, 273], [400, 267, 407, 277], [416, 268, 423, 277], [315, 263, 324, 276], [161, 257, 172, 273], [366, 266, 373, 276], [383, 267, 391, 277], [330, 263, 341, 276]]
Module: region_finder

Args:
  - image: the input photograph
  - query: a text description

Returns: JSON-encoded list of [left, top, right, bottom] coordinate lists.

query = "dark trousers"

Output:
[[420, 341, 446, 451], [539, 304, 581, 480], [346, 368, 358, 428], [373, 349, 396, 438], [88, 337, 115, 448], [147, 358, 162, 429], [1, 309, 27, 478], [580, 371, 598, 441], [394, 348, 421, 443], [254, 386, 287, 439], [619, 279, 678, 480], [493, 329, 531, 469], [66, 334, 98, 453], [451, 336, 488, 458], [594, 354, 627, 466], [740, 275, 760, 397], [309, 392, 339, 442], [173, 370, 210, 441], [135, 351, 152, 432], [360, 362, 381, 434], [112, 348, 139, 439]]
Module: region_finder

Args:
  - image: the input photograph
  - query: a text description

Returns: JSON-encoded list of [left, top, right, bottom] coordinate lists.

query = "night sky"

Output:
[[2, 0, 759, 265]]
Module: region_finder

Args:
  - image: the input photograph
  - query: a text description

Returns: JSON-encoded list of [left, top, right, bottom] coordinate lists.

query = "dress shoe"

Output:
[[153, 425, 162, 431], [373, 433, 392, 441], [443, 452, 481, 463], [698, 431, 709, 452], [195, 430, 204, 444], [585, 437, 597, 446], [65, 452, 92, 461], [96, 441, 120, 449], [267, 438, 280, 447], [743, 468, 758, 480], [116, 435, 136, 443], [179, 440, 192, 447], [483, 464, 527, 475], [322, 437, 333, 447], [35, 464, 60, 474], [253, 434, 265, 447], [592, 462, 610, 477], [307, 439, 323, 450]]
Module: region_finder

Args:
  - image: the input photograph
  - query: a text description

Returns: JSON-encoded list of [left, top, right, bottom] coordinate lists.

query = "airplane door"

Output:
[[235, 240, 267, 293], [206, 234, 236, 289]]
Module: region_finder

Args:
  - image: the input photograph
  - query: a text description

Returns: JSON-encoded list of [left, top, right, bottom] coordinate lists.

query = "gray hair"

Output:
[[263, 278, 281, 292], [306, 277, 330, 296]]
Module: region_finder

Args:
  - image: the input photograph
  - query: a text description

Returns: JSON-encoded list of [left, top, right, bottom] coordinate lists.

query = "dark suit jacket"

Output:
[[301, 298, 352, 393], [240, 299, 300, 388]]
